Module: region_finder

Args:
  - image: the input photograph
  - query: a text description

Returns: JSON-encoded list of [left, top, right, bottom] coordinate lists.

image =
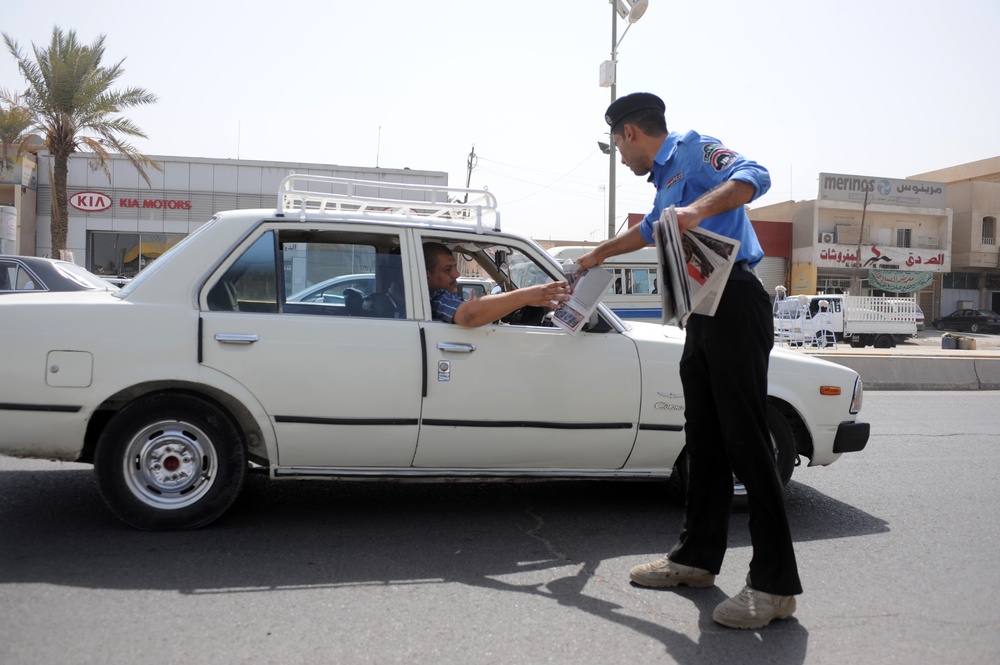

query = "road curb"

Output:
[[809, 354, 1000, 390]]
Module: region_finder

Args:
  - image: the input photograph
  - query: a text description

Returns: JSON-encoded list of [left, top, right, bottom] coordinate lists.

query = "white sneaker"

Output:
[[713, 585, 797, 629], [629, 556, 716, 588]]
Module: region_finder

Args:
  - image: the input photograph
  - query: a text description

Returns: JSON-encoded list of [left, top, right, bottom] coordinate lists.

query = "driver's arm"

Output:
[[453, 281, 569, 328]]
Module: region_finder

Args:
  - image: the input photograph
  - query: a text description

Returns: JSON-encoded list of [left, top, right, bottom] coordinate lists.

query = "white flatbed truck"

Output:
[[775, 294, 917, 349]]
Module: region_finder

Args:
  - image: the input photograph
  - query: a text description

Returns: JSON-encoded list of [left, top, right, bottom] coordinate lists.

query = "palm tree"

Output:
[[2, 27, 160, 258], [0, 95, 33, 174]]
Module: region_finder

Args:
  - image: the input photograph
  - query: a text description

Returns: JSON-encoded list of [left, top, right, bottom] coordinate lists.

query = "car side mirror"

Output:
[[581, 310, 600, 332]]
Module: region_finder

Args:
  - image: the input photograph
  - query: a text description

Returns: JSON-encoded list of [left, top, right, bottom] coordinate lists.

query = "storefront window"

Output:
[[88, 231, 185, 277]]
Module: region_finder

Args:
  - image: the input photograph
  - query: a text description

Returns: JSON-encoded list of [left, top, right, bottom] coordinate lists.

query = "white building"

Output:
[[751, 172, 953, 318], [6, 150, 446, 278]]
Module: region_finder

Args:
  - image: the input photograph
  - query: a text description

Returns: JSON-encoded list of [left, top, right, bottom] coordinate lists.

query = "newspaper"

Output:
[[654, 205, 741, 329], [551, 262, 614, 335]]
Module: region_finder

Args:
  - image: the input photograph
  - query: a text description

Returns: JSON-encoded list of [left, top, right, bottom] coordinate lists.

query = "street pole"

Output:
[[608, 3, 618, 241], [601, 0, 648, 239]]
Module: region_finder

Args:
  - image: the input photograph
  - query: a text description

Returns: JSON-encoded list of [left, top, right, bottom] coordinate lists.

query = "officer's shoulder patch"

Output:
[[702, 144, 737, 171]]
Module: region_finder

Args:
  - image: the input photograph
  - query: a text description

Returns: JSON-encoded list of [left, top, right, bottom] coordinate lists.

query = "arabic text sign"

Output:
[[819, 172, 947, 208], [868, 270, 934, 293], [816, 244, 948, 272]]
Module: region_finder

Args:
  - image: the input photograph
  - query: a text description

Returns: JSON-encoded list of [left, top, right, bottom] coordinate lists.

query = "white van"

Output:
[[548, 246, 661, 323]]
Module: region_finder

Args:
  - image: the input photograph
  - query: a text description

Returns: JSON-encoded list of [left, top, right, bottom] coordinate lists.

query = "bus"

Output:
[[547, 245, 662, 323]]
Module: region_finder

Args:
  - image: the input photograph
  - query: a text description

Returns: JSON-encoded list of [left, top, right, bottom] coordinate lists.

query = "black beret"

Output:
[[605, 92, 665, 133]]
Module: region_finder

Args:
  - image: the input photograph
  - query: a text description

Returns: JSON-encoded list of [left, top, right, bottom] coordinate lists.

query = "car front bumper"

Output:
[[832, 420, 870, 454]]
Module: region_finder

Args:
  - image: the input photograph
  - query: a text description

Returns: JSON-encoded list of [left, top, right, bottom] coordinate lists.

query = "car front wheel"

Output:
[[94, 393, 247, 530]]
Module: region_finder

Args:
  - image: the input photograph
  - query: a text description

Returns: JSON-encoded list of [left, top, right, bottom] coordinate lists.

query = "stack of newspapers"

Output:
[[654, 206, 742, 329]]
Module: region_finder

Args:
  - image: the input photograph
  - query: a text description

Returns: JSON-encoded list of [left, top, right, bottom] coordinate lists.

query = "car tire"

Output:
[[971, 323, 981, 333], [874, 334, 895, 349], [94, 392, 247, 530], [675, 404, 797, 513]]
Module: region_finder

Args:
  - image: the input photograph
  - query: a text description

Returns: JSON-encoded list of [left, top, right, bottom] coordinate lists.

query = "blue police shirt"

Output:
[[638, 130, 770, 267]]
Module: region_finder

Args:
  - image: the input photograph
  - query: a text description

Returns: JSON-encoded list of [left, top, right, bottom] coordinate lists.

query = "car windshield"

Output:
[[502, 250, 551, 288]]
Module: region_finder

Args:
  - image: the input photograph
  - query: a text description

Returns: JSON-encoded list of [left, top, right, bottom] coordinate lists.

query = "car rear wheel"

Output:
[[970, 323, 981, 333], [94, 393, 247, 530], [873, 334, 895, 348]]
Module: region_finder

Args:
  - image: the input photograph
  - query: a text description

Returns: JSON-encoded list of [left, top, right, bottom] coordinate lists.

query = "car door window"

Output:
[[208, 228, 408, 319], [17, 266, 40, 290], [207, 232, 279, 312], [281, 230, 407, 319], [428, 240, 554, 326], [0, 262, 12, 290]]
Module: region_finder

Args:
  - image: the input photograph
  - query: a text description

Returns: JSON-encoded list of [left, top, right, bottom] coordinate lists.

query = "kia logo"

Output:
[[69, 191, 112, 212]]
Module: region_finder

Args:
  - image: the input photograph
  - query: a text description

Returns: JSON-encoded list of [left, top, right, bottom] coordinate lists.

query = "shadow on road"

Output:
[[0, 466, 888, 664], [0, 467, 887, 591]]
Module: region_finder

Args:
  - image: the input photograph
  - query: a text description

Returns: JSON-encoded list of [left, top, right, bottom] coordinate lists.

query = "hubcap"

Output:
[[123, 420, 217, 509]]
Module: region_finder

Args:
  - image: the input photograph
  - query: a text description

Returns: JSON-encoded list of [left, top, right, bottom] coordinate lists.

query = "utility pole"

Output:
[[465, 144, 477, 189], [600, 1, 649, 240], [607, 2, 618, 241], [463, 144, 478, 205], [851, 188, 870, 295]]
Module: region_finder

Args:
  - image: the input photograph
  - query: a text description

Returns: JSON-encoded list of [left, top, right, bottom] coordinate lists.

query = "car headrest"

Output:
[[362, 292, 397, 318], [343, 287, 365, 315]]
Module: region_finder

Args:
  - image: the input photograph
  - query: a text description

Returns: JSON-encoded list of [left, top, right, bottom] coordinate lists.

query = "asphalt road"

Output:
[[1, 392, 998, 665]]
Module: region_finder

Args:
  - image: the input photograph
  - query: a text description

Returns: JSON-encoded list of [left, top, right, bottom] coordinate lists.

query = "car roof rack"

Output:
[[277, 174, 501, 232]]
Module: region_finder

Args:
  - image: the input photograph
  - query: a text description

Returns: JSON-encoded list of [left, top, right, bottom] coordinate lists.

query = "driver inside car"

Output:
[[423, 242, 569, 327]]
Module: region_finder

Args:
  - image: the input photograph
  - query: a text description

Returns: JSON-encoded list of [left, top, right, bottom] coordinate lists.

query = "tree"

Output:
[[0, 95, 33, 172], [2, 27, 160, 258]]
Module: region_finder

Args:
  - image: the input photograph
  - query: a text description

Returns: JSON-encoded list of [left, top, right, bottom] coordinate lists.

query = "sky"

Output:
[[3, 0, 999, 242]]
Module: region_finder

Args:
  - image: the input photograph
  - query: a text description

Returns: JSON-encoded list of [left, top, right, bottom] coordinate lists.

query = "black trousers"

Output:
[[668, 271, 803, 596]]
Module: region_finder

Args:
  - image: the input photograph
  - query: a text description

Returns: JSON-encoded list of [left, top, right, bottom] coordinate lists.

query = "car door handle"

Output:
[[214, 333, 259, 345], [437, 342, 476, 353]]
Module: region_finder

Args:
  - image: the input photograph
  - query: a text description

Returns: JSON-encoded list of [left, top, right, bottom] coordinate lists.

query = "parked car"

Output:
[[101, 276, 133, 289], [287, 273, 377, 304], [914, 304, 925, 332], [933, 308, 1000, 334], [0, 255, 120, 293], [0, 175, 870, 530], [458, 277, 495, 300], [289, 273, 494, 305]]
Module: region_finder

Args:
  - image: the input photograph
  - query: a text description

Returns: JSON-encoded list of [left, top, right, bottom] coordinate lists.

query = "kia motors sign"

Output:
[[70, 191, 113, 212]]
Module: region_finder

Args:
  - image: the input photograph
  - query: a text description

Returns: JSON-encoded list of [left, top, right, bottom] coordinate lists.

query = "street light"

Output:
[[599, 0, 648, 240]]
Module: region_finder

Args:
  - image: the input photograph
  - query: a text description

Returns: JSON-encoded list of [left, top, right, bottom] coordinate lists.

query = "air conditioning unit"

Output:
[[820, 232, 835, 244]]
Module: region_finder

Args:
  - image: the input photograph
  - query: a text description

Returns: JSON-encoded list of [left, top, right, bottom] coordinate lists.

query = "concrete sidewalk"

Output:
[[789, 329, 1000, 390]]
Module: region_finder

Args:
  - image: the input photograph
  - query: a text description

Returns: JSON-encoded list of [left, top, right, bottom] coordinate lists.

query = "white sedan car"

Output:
[[0, 175, 869, 530]]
